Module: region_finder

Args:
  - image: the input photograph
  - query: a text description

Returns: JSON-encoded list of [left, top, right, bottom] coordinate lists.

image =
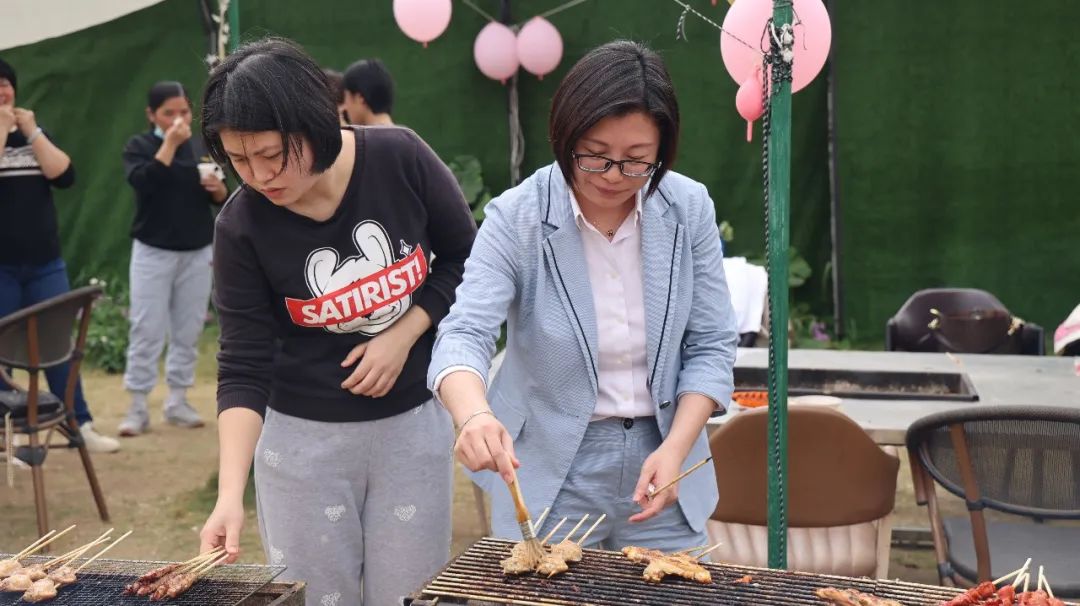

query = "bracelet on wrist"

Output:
[[456, 409, 494, 433], [26, 127, 43, 144]]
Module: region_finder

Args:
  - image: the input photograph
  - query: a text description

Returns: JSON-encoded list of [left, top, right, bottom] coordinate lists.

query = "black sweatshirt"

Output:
[[0, 128, 75, 265], [122, 131, 220, 250], [214, 126, 477, 422]]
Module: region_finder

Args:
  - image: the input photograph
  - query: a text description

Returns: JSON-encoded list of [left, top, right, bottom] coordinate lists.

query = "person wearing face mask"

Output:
[[118, 81, 228, 437], [195, 39, 475, 606], [430, 40, 739, 553], [0, 57, 120, 453]]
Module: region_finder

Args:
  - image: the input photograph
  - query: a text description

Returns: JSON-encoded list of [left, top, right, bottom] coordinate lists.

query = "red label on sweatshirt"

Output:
[[285, 246, 428, 328]]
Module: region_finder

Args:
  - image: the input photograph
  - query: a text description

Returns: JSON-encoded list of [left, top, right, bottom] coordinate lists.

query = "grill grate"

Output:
[[0, 553, 284, 606], [411, 538, 1074, 606]]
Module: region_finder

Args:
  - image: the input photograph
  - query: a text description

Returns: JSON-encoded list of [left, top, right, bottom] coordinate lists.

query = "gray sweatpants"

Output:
[[253, 400, 454, 606], [123, 240, 213, 393]]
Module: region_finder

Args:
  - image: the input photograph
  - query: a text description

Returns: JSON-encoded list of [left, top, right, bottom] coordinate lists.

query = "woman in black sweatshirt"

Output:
[[195, 39, 476, 606], [119, 82, 228, 437]]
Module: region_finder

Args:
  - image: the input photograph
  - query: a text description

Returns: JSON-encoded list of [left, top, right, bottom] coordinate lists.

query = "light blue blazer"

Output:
[[428, 163, 738, 538]]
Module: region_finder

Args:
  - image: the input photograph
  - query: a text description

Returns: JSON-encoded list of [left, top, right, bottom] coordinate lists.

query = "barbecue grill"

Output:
[[0, 553, 288, 606], [407, 538, 1076, 606]]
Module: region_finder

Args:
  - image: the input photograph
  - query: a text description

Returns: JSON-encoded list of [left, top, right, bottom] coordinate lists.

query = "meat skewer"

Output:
[[549, 514, 590, 563], [132, 548, 224, 597], [21, 578, 58, 603], [150, 552, 229, 601], [816, 587, 904, 606], [21, 531, 133, 604], [0, 526, 76, 579], [621, 543, 716, 584]]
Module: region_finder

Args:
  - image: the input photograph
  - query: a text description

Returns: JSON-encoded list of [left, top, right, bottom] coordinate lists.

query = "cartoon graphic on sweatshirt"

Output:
[[285, 221, 428, 335]]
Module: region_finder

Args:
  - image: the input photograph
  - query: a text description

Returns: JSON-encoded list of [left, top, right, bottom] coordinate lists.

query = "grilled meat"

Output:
[[124, 563, 180, 595], [151, 571, 198, 601], [124, 563, 179, 595], [0, 572, 33, 592], [550, 540, 583, 563], [536, 552, 569, 578], [621, 546, 665, 564], [0, 559, 21, 579], [500, 554, 536, 575], [816, 587, 905, 606], [21, 564, 47, 581], [22, 578, 58, 603], [47, 565, 76, 587], [642, 555, 711, 584], [941, 582, 996, 606]]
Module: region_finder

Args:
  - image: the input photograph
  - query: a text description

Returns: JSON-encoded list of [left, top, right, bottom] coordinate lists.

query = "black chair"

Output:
[[907, 406, 1080, 596], [0, 286, 110, 537], [886, 288, 1044, 355]]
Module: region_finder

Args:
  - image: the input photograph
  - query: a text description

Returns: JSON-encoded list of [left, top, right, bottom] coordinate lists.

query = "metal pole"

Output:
[[766, 0, 793, 571], [228, 0, 240, 53]]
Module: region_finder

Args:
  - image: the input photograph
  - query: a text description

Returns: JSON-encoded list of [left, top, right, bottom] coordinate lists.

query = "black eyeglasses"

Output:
[[571, 152, 660, 178]]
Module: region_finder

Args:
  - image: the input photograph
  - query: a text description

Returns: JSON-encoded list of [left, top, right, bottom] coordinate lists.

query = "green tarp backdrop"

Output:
[[3, 0, 1075, 343]]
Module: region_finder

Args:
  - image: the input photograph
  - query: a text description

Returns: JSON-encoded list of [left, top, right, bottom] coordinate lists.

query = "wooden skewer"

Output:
[[1041, 568, 1055, 600], [575, 513, 606, 546], [177, 548, 225, 573], [994, 557, 1031, 586], [676, 544, 709, 556], [694, 542, 724, 561], [44, 529, 113, 568], [531, 507, 551, 535], [1023, 571, 1030, 593], [14, 530, 58, 560], [74, 530, 132, 574], [540, 518, 568, 545], [192, 552, 229, 578], [19, 525, 76, 558], [562, 514, 589, 543], [1012, 570, 1029, 589], [647, 457, 713, 501]]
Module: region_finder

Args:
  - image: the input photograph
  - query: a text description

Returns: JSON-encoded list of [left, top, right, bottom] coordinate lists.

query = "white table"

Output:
[[708, 349, 1080, 446]]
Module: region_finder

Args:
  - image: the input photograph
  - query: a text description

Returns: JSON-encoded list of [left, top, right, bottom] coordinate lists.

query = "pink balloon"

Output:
[[474, 22, 519, 84], [516, 17, 563, 79], [720, 0, 831, 93], [393, 0, 452, 47], [736, 72, 764, 142]]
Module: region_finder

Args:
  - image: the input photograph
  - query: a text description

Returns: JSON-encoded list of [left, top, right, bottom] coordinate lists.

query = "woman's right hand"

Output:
[[454, 411, 520, 485], [199, 498, 246, 563], [164, 117, 191, 147]]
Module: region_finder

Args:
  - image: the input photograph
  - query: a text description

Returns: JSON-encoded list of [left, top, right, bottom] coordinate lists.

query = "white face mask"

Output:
[[153, 125, 165, 139]]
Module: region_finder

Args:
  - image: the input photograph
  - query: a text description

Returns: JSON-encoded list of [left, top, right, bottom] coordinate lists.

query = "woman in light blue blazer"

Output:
[[429, 40, 738, 552]]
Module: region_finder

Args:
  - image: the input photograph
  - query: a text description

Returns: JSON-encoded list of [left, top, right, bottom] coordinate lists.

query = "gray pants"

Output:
[[254, 400, 454, 606], [123, 240, 212, 393]]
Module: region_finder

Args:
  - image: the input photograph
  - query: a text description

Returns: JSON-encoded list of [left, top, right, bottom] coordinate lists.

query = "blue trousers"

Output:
[[533, 416, 708, 553], [0, 258, 93, 425]]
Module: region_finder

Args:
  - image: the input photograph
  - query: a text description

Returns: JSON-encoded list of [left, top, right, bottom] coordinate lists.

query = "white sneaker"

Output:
[[79, 422, 120, 453]]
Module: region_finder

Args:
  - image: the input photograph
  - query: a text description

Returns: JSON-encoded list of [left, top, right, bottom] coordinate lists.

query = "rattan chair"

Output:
[[0, 286, 110, 536], [707, 406, 900, 578], [907, 406, 1080, 596]]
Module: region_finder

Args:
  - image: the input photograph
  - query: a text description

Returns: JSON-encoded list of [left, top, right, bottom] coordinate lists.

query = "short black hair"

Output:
[[549, 40, 679, 199], [343, 58, 394, 115], [322, 68, 345, 104], [147, 81, 188, 111], [201, 37, 342, 175], [0, 57, 16, 93]]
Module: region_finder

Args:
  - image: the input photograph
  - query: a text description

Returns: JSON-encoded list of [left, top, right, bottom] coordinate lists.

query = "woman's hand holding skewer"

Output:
[[630, 445, 683, 523]]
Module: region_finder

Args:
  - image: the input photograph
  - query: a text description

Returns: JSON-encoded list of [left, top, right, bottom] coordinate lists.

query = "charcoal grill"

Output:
[[407, 538, 1074, 606], [0, 553, 285, 606]]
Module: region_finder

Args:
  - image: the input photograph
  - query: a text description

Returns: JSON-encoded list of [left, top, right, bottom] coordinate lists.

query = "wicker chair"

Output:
[[0, 286, 110, 536], [907, 406, 1080, 596]]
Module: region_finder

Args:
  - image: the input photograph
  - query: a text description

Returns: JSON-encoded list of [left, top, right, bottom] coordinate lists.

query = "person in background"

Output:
[[0, 57, 120, 453], [430, 40, 738, 552], [322, 68, 348, 126], [342, 58, 394, 126], [196, 39, 475, 606], [117, 81, 228, 437]]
